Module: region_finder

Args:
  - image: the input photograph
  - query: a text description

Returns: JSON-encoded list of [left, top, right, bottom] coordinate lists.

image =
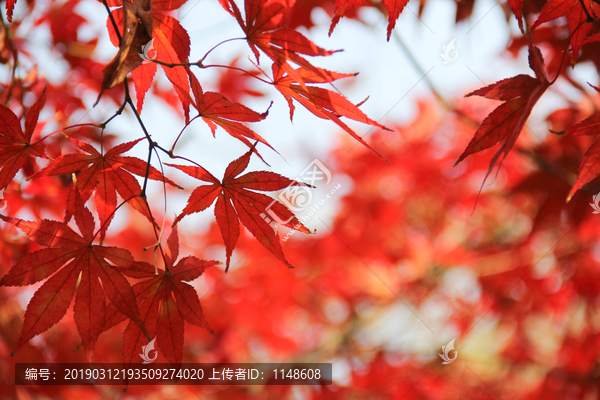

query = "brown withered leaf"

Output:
[[97, 0, 153, 103]]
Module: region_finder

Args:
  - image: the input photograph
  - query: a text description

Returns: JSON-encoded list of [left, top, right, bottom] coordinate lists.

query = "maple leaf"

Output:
[[131, 62, 157, 113], [507, 0, 524, 33], [531, 0, 596, 62], [99, 0, 153, 100], [271, 64, 391, 159], [113, 226, 218, 365], [455, 44, 550, 196], [564, 112, 600, 200], [105, 0, 193, 121], [5, 0, 16, 22], [566, 0, 595, 62], [167, 146, 313, 270], [328, 0, 408, 41], [0, 91, 46, 191], [0, 188, 150, 361], [531, 0, 577, 30], [328, 0, 367, 37], [28, 137, 182, 241], [185, 70, 273, 150], [381, 0, 410, 41], [220, 0, 341, 85]]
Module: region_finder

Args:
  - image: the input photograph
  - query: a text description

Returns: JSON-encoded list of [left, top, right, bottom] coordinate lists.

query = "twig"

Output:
[[102, 0, 122, 45]]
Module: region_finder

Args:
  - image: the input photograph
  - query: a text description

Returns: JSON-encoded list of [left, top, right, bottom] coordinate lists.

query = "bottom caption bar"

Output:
[[15, 363, 332, 385]]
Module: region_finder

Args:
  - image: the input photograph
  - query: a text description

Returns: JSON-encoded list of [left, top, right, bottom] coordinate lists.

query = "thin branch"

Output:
[[579, 0, 594, 22], [141, 147, 170, 275], [198, 37, 245, 64], [102, 0, 122, 45], [121, 78, 171, 271], [149, 58, 273, 85], [201, 64, 272, 85], [92, 194, 139, 240], [31, 123, 102, 146], [170, 115, 202, 153], [100, 97, 128, 128], [549, 21, 588, 85]]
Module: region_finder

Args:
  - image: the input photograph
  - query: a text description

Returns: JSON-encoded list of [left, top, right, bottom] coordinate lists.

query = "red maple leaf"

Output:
[[506, 0, 524, 33], [328, 0, 409, 41], [184, 70, 273, 151], [167, 146, 313, 270], [0, 188, 150, 361], [455, 43, 550, 197], [28, 137, 181, 241], [531, 0, 577, 30], [531, 0, 597, 62], [0, 91, 46, 190], [111, 226, 219, 365], [5, 0, 16, 22], [271, 64, 391, 159], [564, 112, 600, 200], [220, 0, 340, 85]]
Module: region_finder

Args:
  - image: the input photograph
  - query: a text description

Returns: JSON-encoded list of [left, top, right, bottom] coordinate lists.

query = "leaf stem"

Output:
[[549, 20, 587, 85], [102, 0, 122, 46], [100, 98, 128, 128], [122, 78, 171, 271], [31, 123, 102, 146], [148, 58, 272, 85], [202, 64, 272, 85], [198, 37, 245, 64], [170, 115, 202, 153], [92, 194, 139, 240], [579, 0, 594, 22]]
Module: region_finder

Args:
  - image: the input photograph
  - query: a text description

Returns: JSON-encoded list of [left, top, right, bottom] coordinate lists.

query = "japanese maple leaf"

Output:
[[455, 44, 550, 196], [506, 0, 524, 33], [167, 146, 312, 270], [104, 0, 192, 120], [28, 137, 181, 241], [0, 189, 150, 361], [328, 0, 409, 41], [5, 0, 16, 22], [271, 64, 391, 159], [185, 70, 273, 150], [220, 0, 340, 85], [564, 113, 600, 200], [0, 91, 46, 191], [111, 226, 218, 365], [531, 0, 597, 62]]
